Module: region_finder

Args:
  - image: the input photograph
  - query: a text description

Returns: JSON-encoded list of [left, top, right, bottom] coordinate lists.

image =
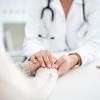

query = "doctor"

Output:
[[24, 0, 100, 76]]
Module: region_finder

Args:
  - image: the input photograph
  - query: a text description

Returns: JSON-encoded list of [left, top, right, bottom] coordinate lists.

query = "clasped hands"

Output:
[[29, 50, 79, 77]]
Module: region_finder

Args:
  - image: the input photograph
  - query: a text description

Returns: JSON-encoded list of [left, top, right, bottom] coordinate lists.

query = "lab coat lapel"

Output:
[[66, 0, 83, 27], [65, 0, 84, 49], [52, 0, 78, 23], [66, 0, 83, 22], [51, 0, 65, 17]]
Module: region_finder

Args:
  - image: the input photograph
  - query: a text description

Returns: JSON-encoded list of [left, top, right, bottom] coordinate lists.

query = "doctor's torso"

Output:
[[26, 0, 88, 52]]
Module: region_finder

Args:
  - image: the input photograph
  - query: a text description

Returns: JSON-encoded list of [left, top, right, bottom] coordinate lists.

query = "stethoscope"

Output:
[[38, 0, 55, 40], [38, 0, 86, 40]]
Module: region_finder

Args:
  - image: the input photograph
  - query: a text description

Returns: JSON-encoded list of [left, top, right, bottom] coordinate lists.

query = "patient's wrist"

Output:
[[17, 61, 40, 76]]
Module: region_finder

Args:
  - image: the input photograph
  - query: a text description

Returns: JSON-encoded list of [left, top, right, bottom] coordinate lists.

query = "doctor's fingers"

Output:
[[40, 51, 52, 68], [45, 50, 55, 66], [57, 63, 69, 77], [31, 53, 45, 67], [54, 57, 65, 69]]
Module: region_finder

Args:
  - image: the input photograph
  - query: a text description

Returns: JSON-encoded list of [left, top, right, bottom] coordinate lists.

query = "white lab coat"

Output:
[[24, 0, 100, 65]]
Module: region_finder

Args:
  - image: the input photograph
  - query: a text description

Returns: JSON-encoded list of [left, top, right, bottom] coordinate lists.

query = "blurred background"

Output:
[[0, 0, 32, 61]]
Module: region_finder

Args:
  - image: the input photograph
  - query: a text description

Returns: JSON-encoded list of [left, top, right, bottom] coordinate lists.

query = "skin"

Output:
[[55, 54, 79, 77], [30, 50, 56, 68], [60, 0, 73, 17], [30, 53, 78, 77], [30, 0, 79, 77]]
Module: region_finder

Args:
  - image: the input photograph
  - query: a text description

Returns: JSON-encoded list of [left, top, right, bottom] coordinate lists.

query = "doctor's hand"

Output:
[[30, 50, 56, 68], [54, 54, 80, 77]]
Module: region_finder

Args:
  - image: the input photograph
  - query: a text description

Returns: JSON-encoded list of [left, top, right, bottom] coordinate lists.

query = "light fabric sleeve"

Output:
[[23, 0, 46, 57], [75, 0, 100, 65], [0, 53, 58, 100]]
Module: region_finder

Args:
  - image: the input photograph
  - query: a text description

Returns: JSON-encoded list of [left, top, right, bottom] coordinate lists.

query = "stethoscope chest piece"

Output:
[[38, 34, 55, 40]]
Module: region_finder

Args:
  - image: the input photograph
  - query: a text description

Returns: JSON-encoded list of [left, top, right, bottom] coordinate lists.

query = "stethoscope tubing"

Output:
[[39, 0, 86, 39]]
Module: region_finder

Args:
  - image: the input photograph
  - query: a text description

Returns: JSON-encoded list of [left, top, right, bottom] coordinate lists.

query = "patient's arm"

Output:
[[17, 60, 58, 99], [35, 68, 58, 99], [0, 54, 58, 100], [17, 60, 40, 76]]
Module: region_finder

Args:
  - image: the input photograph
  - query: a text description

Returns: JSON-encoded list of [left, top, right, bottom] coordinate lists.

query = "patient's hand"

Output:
[[17, 60, 40, 76]]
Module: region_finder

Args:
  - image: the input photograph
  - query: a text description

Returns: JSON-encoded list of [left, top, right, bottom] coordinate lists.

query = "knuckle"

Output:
[[38, 56, 43, 61], [41, 51, 45, 56], [45, 50, 49, 53], [40, 50, 43, 53], [46, 51, 52, 59], [30, 55, 35, 60], [61, 57, 65, 62], [30, 57, 34, 61], [45, 59, 49, 64], [47, 51, 51, 55], [36, 51, 40, 54], [36, 53, 41, 57]]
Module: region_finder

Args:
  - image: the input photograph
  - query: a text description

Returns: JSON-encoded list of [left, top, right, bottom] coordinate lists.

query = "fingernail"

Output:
[[42, 64, 45, 67], [54, 64, 58, 68], [48, 64, 51, 68], [52, 64, 55, 68], [42, 66, 45, 68]]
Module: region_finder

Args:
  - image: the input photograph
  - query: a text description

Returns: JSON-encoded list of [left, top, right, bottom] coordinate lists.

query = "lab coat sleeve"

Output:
[[75, 0, 100, 65], [23, 0, 46, 57]]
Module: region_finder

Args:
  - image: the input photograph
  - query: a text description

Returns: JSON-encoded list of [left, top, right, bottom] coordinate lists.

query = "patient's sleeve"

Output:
[[0, 54, 58, 100], [17, 61, 32, 76]]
